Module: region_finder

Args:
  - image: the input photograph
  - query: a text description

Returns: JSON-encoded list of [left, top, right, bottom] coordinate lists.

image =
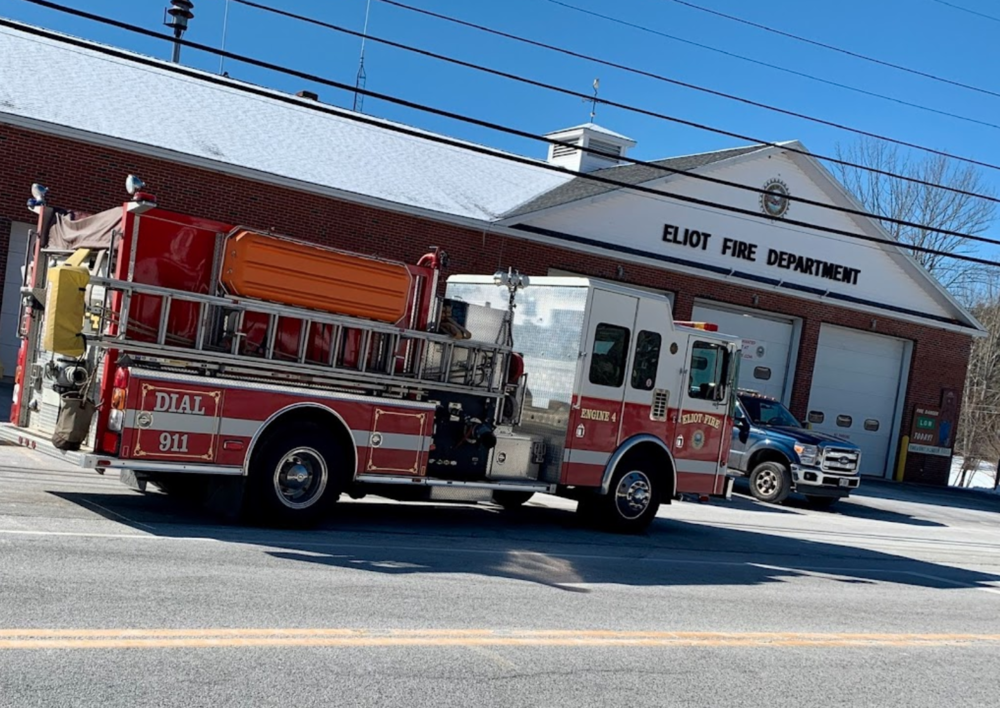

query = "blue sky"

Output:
[[6, 0, 1000, 242]]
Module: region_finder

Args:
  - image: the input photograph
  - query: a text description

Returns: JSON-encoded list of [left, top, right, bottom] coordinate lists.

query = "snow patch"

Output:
[[949, 457, 1000, 495]]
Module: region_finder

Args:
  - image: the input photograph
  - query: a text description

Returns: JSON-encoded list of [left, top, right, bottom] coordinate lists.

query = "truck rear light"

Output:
[[108, 367, 130, 433]]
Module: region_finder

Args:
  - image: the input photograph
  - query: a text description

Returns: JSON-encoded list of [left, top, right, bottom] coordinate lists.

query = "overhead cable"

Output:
[[666, 0, 1000, 100], [374, 0, 1000, 201], [539, 0, 1000, 132], [4, 4, 998, 269], [931, 0, 1000, 24]]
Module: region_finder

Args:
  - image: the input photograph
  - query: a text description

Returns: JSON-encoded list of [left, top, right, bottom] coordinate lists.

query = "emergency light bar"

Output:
[[674, 321, 719, 331]]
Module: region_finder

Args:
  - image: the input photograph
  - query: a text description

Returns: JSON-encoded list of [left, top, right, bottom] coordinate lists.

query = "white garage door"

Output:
[[806, 325, 908, 478], [692, 302, 796, 402], [0, 222, 31, 379]]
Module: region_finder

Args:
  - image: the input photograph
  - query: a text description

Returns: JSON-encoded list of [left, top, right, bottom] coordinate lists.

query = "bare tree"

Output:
[[834, 138, 996, 300], [956, 277, 1000, 488]]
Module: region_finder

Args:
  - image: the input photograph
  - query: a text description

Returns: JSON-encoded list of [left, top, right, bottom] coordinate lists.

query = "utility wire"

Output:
[[666, 0, 1000, 100], [227, 0, 1000, 240], [376, 0, 1000, 202], [5, 3, 999, 270], [931, 0, 1000, 24], [541, 0, 1000, 132]]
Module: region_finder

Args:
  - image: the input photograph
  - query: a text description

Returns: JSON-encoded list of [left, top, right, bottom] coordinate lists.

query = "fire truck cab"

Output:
[[1, 178, 741, 533]]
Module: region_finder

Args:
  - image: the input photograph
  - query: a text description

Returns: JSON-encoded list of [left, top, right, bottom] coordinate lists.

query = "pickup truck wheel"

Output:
[[591, 465, 661, 534], [492, 491, 534, 510], [246, 421, 343, 526], [804, 495, 839, 509], [748, 461, 791, 504]]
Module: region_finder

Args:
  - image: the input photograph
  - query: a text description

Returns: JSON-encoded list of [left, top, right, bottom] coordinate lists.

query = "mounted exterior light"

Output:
[[124, 174, 157, 210], [27, 183, 48, 212], [493, 267, 529, 292], [164, 1, 195, 63], [125, 175, 145, 196]]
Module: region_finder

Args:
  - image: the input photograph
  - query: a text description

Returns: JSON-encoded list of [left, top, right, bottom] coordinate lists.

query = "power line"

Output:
[[931, 0, 1000, 24], [666, 0, 1000, 100], [541, 0, 1000, 132], [227, 0, 1000, 244], [377, 0, 1000, 203], [4, 3, 999, 272]]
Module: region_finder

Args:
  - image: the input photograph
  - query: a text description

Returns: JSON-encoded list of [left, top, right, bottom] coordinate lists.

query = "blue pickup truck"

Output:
[[730, 389, 862, 508]]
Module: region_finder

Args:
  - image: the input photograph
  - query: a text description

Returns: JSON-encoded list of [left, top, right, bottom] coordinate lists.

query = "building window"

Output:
[[864, 419, 880, 432], [688, 341, 731, 401], [589, 323, 630, 388], [836, 415, 853, 428], [631, 331, 662, 391], [808, 411, 824, 424], [753, 366, 771, 381]]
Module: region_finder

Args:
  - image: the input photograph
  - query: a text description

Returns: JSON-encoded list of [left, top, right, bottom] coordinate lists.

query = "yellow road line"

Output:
[[1, 629, 1000, 650]]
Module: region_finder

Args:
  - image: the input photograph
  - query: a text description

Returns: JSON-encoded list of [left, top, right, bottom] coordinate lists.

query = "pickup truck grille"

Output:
[[821, 447, 860, 474]]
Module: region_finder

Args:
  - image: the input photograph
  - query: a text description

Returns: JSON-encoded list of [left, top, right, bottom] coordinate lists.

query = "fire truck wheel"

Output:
[[594, 465, 661, 533], [492, 491, 534, 510], [247, 422, 343, 525], [748, 461, 791, 504]]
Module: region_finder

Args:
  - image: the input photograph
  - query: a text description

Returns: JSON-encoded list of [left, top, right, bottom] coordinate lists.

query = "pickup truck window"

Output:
[[739, 396, 801, 427]]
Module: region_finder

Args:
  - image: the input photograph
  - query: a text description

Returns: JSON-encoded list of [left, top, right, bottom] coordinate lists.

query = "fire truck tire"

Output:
[[492, 491, 534, 510], [748, 461, 791, 504], [590, 465, 662, 533], [246, 421, 344, 526]]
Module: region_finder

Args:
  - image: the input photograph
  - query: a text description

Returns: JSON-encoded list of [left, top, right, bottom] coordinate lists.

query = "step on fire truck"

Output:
[[1, 177, 741, 532]]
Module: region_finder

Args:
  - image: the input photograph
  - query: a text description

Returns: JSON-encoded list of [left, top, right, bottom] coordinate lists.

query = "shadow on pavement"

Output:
[[48, 489, 1000, 595], [853, 478, 999, 514]]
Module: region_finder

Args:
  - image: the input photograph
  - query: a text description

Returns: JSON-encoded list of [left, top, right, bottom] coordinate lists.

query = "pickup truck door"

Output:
[[729, 400, 749, 470]]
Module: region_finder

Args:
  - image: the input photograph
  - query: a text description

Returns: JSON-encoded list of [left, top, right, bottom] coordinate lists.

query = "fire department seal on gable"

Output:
[[761, 178, 790, 218]]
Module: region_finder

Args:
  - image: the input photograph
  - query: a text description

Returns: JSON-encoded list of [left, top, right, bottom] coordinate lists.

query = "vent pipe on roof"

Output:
[[296, 91, 319, 101], [164, 1, 195, 64]]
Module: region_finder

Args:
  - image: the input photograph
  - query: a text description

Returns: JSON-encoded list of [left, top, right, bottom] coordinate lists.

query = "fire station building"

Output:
[[0, 22, 983, 485]]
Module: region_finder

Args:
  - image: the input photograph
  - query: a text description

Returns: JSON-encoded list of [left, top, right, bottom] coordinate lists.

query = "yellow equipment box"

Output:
[[43, 263, 90, 357]]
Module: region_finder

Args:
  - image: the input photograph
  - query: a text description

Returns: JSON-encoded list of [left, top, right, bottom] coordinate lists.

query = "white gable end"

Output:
[[511, 149, 971, 328]]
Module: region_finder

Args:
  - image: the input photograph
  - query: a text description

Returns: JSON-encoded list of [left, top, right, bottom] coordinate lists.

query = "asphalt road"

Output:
[[1, 444, 999, 707]]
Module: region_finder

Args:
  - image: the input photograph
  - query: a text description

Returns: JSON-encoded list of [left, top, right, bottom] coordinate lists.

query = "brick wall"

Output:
[[0, 124, 971, 485]]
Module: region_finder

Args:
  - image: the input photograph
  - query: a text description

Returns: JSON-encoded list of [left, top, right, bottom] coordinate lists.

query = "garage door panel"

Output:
[[1, 222, 31, 379], [807, 325, 906, 478], [692, 303, 795, 402]]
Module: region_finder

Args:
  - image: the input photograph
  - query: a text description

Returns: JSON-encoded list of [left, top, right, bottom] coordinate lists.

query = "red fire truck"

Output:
[[1, 177, 741, 532]]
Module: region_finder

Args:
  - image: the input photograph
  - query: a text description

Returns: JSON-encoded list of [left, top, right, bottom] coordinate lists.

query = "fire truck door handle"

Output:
[[675, 436, 684, 448]]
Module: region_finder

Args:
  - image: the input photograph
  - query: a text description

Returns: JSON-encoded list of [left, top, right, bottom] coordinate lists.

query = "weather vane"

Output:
[[588, 78, 600, 121]]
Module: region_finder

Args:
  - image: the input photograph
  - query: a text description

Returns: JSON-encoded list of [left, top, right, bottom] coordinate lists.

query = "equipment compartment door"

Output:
[[561, 288, 638, 487], [365, 408, 429, 476]]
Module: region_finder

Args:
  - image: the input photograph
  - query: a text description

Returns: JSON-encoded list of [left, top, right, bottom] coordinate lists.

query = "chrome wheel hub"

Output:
[[615, 471, 653, 520], [755, 469, 778, 496], [274, 447, 328, 510]]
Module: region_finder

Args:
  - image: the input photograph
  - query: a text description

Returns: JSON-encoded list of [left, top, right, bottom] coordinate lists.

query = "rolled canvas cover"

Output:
[[220, 230, 412, 324], [45, 207, 121, 250]]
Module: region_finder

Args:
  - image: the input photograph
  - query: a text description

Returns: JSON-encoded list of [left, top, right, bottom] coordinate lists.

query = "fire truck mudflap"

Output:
[[3, 176, 741, 532]]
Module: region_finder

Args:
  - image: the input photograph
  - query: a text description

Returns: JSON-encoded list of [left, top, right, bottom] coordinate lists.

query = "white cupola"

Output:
[[545, 123, 636, 173]]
